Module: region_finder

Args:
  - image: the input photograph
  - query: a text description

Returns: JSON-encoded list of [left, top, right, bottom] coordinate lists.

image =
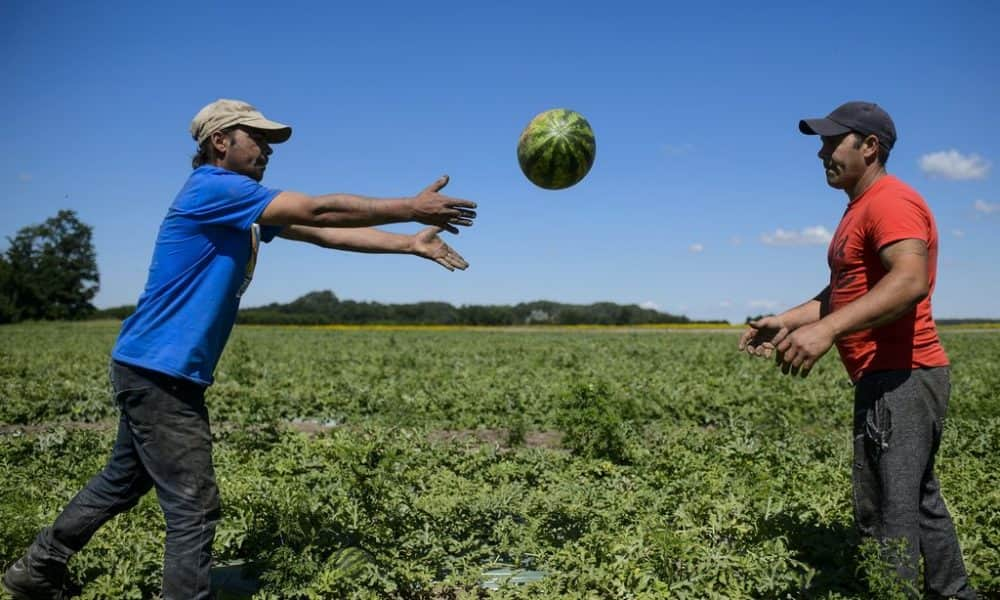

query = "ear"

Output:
[[862, 134, 879, 164], [210, 130, 231, 157]]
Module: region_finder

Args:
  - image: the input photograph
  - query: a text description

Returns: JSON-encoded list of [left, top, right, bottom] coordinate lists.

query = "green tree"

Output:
[[0, 210, 100, 323]]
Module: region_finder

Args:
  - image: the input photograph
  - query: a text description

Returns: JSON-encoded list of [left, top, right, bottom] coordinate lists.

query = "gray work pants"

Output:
[[852, 367, 976, 599]]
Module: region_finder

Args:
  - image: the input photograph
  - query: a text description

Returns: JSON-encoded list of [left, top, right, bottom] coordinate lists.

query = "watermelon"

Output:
[[517, 108, 596, 190]]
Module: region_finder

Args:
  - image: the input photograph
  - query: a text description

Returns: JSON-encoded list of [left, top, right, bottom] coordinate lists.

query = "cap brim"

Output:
[[242, 116, 293, 144], [799, 118, 851, 137]]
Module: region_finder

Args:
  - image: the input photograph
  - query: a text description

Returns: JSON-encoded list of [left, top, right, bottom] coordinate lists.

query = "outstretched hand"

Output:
[[412, 226, 469, 271], [738, 316, 789, 359], [412, 175, 477, 234]]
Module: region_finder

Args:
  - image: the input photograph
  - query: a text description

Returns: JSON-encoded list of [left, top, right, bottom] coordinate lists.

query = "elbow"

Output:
[[905, 277, 929, 307]]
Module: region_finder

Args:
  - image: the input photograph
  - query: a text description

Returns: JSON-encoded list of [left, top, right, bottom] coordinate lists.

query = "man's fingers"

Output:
[[448, 252, 469, 269], [424, 174, 449, 193]]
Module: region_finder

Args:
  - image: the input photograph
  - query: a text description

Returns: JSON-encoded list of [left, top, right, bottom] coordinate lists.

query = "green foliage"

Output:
[[1, 324, 998, 598], [558, 380, 640, 464], [0, 210, 100, 323]]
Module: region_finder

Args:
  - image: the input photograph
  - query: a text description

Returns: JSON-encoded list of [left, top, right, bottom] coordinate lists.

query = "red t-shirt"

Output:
[[827, 175, 949, 381]]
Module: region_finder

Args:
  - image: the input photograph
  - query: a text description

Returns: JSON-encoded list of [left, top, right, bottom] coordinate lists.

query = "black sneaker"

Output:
[[2, 556, 65, 600]]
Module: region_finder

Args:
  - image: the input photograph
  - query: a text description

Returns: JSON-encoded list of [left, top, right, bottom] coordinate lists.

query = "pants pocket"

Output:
[[864, 392, 892, 463]]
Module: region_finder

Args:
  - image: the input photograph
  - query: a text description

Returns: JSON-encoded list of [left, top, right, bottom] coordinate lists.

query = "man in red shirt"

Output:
[[739, 101, 975, 598]]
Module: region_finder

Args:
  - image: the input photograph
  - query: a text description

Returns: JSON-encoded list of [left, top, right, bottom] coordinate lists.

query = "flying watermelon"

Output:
[[517, 108, 596, 190]]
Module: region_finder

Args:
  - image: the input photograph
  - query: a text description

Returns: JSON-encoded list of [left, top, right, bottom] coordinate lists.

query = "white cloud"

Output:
[[639, 300, 660, 310], [760, 225, 833, 246], [974, 199, 999, 214], [748, 299, 779, 310], [951, 229, 965, 238], [689, 243, 704, 253], [919, 150, 991, 180], [719, 300, 732, 308], [730, 236, 743, 246]]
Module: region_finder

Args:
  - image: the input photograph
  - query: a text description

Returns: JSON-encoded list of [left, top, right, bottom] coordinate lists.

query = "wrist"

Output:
[[405, 196, 420, 221], [817, 316, 841, 340]]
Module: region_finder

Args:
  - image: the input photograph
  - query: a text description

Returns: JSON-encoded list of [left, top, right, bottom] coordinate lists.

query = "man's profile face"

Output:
[[817, 132, 870, 190], [216, 127, 273, 181]]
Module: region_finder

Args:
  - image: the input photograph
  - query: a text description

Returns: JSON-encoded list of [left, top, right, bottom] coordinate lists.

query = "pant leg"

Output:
[[852, 368, 975, 599], [913, 368, 975, 600], [31, 364, 156, 567], [115, 363, 220, 600]]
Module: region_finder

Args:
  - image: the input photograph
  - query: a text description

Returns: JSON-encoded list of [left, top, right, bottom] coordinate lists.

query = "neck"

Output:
[[846, 166, 886, 202]]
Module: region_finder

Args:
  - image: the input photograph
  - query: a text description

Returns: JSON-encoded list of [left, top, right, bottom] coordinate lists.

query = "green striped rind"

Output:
[[517, 108, 596, 190]]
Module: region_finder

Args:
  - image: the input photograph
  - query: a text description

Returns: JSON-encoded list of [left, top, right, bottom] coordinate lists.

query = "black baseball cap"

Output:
[[799, 101, 896, 152]]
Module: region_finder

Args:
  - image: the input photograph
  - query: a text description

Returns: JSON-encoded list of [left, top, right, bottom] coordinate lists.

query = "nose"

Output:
[[262, 142, 273, 156]]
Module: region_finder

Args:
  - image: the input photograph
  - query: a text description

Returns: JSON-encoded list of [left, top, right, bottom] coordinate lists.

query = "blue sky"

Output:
[[2, 1, 997, 323]]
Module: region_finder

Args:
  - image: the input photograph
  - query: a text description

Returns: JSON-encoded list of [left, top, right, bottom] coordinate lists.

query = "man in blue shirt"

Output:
[[4, 99, 477, 600]]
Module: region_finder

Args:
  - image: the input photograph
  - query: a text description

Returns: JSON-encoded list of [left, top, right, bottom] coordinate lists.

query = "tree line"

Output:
[[234, 290, 705, 326]]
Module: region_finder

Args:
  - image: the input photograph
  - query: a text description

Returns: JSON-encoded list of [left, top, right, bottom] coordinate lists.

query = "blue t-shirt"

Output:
[[113, 166, 283, 385]]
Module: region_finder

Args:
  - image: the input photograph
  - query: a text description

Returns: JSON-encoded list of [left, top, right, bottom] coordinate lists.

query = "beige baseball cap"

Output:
[[190, 99, 292, 145]]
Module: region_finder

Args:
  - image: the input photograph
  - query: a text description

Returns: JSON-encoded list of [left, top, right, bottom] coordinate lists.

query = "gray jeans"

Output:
[[852, 367, 975, 599], [29, 360, 220, 599]]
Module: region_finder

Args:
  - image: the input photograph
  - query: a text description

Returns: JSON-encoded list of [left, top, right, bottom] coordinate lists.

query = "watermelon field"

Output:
[[1, 321, 998, 599]]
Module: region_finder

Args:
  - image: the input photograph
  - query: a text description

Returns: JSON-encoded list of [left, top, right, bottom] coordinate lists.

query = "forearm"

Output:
[[260, 191, 417, 227], [310, 193, 417, 227], [820, 271, 926, 338], [778, 287, 829, 330], [279, 225, 414, 254]]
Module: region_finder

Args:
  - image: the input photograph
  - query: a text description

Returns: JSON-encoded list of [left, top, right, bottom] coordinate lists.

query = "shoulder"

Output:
[[865, 175, 930, 215], [176, 166, 272, 207], [188, 166, 258, 193], [872, 175, 925, 203]]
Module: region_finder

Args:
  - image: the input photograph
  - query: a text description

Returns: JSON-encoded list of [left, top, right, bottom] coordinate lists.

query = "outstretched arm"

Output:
[[739, 287, 829, 356], [278, 224, 469, 271], [258, 175, 477, 234], [774, 238, 929, 376]]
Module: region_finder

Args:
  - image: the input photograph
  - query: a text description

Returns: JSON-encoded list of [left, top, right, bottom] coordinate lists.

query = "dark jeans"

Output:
[[852, 367, 975, 599], [29, 361, 220, 600]]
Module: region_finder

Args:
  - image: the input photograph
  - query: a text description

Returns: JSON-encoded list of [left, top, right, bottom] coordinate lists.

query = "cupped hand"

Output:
[[773, 320, 835, 377], [412, 226, 469, 271], [739, 316, 789, 358]]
